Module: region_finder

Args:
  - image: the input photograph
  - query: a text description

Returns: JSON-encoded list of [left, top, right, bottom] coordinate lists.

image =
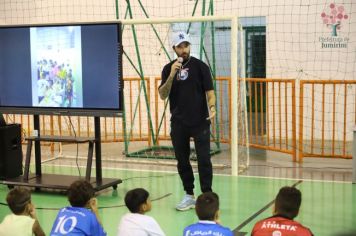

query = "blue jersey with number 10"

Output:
[[50, 207, 106, 236]]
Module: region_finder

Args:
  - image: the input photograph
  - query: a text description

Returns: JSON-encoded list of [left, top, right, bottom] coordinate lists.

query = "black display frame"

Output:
[[0, 21, 123, 117]]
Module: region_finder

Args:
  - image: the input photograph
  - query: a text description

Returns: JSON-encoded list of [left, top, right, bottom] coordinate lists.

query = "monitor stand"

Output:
[[1, 115, 122, 191]]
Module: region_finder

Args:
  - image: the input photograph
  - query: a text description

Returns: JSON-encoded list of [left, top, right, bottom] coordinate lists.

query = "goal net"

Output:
[[3, 0, 355, 173], [121, 16, 250, 174]]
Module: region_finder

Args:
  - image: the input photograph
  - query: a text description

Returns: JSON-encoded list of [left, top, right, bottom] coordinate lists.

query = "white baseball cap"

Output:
[[172, 31, 191, 47]]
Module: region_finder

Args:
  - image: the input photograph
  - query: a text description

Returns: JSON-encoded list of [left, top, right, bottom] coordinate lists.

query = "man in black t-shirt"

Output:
[[159, 31, 216, 211]]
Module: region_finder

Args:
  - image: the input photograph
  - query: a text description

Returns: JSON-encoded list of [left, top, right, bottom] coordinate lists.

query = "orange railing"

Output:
[[5, 77, 356, 163], [124, 77, 151, 144], [3, 77, 151, 145], [299, 80, 356, 162], [244, 78, 297, 161]]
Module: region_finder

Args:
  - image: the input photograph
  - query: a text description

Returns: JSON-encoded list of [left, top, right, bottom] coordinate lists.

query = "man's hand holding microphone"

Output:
[[170, 57, 183, 80]]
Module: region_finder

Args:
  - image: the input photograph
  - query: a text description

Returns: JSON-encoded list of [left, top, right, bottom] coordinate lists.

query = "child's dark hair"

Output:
[[6, 187, 31, 214], [195, 192, 219, 221], [275, 186, 302, 219], [124, 188, 149, 213], [67, 180, 95, 207]]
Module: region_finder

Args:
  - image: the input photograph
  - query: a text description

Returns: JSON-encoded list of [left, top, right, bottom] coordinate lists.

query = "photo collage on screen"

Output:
[[30, 26, 83, 108]]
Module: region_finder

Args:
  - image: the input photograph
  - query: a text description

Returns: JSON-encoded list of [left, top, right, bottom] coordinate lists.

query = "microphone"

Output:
[[177, 57, 183, 80]]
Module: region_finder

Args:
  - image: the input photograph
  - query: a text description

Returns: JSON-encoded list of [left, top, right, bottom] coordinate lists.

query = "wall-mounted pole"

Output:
[[353, 126, 356, 183]]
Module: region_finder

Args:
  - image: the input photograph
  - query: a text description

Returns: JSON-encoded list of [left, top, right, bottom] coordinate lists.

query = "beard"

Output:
[[179, 52, 190, 61]]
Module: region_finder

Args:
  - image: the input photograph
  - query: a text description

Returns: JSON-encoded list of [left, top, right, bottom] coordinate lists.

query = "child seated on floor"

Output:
[[251, 186, 313, 236], [0, 187, 45, 236], [50, 180, 107, 235], [117, 188, 165, 236], [183, 192, 233, 236]]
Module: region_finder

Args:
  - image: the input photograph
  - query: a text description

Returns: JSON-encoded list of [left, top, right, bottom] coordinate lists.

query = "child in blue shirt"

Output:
[[183, 192, 233, 236], [50, 180, 106, 236]]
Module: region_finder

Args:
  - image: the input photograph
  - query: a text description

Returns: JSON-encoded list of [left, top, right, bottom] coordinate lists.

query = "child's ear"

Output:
[[139, 202, 149, 213], [24, 202, 33, 215], [214, 209, 220, 220], [141, 203, 147, 212], [85, 198, 94, 209], [214, 210, 221, 224]]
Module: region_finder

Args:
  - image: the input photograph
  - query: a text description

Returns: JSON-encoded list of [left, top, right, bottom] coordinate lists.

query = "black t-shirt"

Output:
[[160, 56, 213, 127]]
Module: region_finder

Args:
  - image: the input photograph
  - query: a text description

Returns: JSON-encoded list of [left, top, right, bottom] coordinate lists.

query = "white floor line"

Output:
[[41, 155, 230, 168], [40, 163, 352, 184], [237, 174, 351, 184], [41, 163, 178, 174]]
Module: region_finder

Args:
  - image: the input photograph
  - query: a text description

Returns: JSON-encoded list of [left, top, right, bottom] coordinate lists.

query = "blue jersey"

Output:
[[183, 221, 233, 236], [50, 207, 106, 236]]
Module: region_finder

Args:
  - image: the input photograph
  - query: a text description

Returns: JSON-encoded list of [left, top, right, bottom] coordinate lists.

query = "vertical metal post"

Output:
[[231, 16, 238, 176], [199, 0, 206, 59], [291, 81, 297, 162], [115, 0, 119, 19], [33, 115, 41, 176], [298, 81, 304, 163], [239, 24, 250, 167], [118, 2, 129, 155], [95, 117, 102, 181], [209, 0, 220, 149], [353, 126, 356, 183]]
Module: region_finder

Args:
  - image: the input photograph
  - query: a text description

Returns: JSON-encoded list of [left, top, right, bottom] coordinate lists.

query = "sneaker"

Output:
[[176, 194, 196, 211]]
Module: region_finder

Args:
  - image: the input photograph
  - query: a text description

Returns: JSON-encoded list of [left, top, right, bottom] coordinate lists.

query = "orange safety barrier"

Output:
[[5, 77, 356, 164], [244, 78, 297, 161], [123, 77, 151, 144], [299, 80, 356, 162]]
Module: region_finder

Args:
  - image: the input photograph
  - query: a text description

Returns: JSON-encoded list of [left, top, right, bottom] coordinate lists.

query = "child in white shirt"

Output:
[[117, 188, 165, 236]]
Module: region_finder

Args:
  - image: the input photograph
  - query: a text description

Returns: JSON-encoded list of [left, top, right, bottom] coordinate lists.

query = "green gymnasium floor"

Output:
[[1, 164, 355, 236]]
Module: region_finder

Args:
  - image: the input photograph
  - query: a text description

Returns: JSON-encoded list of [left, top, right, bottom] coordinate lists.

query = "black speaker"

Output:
[[0, 124, 23, 179]]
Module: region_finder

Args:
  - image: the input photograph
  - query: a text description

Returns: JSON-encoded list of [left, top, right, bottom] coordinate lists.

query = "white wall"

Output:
[[1, 0, 355, 141]]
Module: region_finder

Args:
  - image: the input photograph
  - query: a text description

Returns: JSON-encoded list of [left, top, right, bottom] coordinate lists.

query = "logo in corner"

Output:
[[321, 3, 348, 36]]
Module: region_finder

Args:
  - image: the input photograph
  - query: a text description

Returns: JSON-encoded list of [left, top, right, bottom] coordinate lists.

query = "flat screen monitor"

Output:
[[0, 22, 123, 116]]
